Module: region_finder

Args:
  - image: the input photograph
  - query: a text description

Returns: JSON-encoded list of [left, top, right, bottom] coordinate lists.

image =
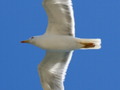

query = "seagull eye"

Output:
[[31, 37, 34, 39]]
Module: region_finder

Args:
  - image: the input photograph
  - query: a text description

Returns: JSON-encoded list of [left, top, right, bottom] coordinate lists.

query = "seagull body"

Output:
[[25, 35, 100, 51], [21, 0, 101, 90], [29, 35, 78, 51]]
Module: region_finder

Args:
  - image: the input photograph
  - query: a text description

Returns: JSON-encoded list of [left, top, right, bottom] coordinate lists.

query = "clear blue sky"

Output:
[[0, 0, 120, 90]]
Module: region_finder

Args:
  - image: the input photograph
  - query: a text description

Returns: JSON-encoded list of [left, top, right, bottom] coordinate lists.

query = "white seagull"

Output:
[[21, 0, 101, 90]]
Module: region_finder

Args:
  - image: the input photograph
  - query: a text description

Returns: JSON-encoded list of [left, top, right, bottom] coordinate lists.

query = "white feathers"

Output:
[[43, 0, 75, 36], [35, 0, 101, 90], [38, 51, 73, 90], [21, 0, 101, 90]]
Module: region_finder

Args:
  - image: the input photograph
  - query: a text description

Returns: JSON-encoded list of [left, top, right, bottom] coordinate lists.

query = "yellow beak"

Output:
[[20, 40, 29, 43]]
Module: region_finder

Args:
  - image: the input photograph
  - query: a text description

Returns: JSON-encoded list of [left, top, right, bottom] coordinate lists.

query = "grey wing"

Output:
[[38, 51, 73, 90], [43, 0, 75, 36]]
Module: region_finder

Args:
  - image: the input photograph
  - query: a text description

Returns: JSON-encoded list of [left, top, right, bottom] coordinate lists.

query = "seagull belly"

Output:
[[36, 35, 77, 51]]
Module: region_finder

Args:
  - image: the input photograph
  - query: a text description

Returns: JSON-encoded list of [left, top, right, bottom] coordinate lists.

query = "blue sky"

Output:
[[0, 0, 120, 90]]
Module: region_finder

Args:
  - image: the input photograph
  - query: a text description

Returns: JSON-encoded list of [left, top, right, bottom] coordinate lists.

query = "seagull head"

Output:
[[21, 36, 45, 49]]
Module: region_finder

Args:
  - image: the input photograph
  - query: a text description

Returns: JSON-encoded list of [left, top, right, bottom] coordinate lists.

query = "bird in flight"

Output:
[[21, 0, 101, 90]]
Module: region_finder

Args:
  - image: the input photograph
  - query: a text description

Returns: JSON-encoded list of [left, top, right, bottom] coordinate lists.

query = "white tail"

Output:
[[77, 38, 101, 49]]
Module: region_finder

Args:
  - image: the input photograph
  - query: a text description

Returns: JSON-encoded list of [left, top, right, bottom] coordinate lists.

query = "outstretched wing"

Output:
[[38, 51, 73, 90], [43, 0, 75, 36]]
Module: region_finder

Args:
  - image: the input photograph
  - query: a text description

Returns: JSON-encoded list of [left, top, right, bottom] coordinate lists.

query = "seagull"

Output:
[[21, 0, 101, 90]]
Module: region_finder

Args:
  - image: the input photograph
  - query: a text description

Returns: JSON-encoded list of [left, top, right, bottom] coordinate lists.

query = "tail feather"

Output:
[[78, 38, 101, 49]]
